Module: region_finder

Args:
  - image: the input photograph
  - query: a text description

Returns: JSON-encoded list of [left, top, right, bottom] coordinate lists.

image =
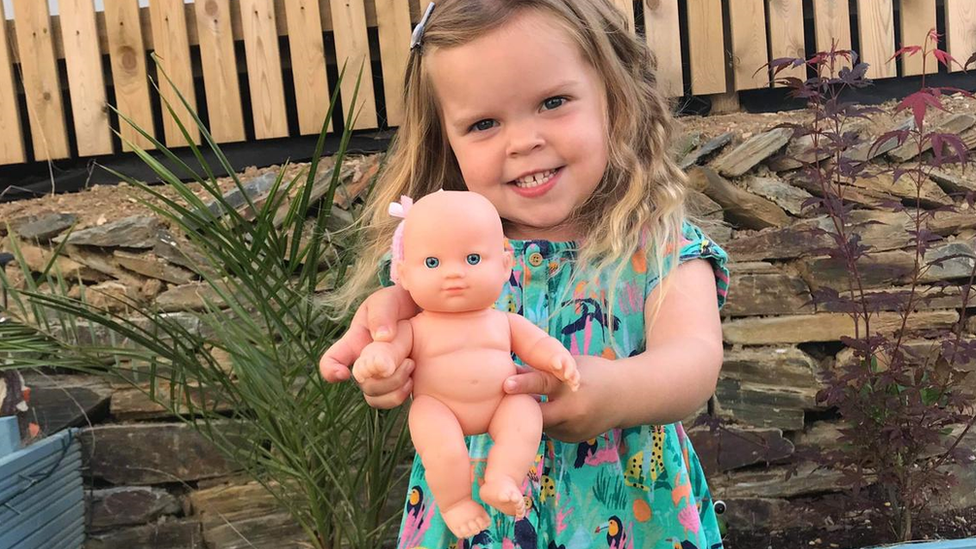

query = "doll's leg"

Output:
[[409, 395, 489, 538], [481, 394, 542, 518]]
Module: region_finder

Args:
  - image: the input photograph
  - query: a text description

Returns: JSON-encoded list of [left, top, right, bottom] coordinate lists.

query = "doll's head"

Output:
[[394, 191, 513, 313]]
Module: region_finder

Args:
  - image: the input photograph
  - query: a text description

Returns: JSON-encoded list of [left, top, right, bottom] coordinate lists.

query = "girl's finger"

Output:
[[538, 399, 565, 432], [504, 370, 559, 396], [360, 358, 415, 397], [365, 378, 414, 410], [319, 324, 372, 382]]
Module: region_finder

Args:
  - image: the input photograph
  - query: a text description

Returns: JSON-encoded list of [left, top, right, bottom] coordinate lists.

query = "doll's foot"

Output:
[[551, 353, 580, 392], [480, 477, 527, 519], [441, 499, 490, 539]]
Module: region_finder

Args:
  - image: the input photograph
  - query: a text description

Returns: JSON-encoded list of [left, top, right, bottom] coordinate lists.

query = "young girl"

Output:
[[320, 1, 730, 547]]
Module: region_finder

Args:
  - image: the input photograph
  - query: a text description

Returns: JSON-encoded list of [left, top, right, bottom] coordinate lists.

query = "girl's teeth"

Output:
[[515, 169, 556, 188]]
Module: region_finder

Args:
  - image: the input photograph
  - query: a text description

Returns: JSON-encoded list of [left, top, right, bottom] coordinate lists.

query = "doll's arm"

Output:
[[508, 314, 580, 391], [352, 320, 414, 383]]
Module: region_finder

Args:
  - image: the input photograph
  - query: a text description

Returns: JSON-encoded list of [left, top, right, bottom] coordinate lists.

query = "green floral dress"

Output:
[[393, 222, 729, 549]]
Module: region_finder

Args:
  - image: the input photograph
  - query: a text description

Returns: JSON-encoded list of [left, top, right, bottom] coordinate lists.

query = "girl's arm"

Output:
[[502, 258, 722, 442], [611, 258, 724, 427]]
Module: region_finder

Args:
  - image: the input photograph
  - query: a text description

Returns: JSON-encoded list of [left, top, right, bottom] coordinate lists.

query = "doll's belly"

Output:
[[411, 349, 517, 435]]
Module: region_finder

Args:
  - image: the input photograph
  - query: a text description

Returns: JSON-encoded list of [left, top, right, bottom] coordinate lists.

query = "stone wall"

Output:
[[2, 107, 975, 547]]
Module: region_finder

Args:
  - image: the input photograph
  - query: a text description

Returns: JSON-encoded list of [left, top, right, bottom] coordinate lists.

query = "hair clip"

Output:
[[410, 2, 436, 51]]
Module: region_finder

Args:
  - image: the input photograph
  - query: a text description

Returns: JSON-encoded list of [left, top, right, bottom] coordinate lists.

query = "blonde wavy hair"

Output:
[[330, 0, 688, 326]]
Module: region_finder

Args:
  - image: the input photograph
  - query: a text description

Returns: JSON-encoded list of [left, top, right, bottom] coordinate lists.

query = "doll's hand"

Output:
[[319, 285, 419, 382], [352, 342, 400, 383], [503, 356, 622, 444], [549, 348, 581, 392]]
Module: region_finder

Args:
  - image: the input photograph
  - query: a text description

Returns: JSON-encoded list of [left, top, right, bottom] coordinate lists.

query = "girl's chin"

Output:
[[503, 218, 582, 241]]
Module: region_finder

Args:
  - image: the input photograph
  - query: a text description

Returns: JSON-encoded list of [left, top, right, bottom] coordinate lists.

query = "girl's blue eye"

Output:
[[542, 97, 567, 110], [425, 257, 440, 268], [471, 119, 496, 132], [466, 254, 481, 265]]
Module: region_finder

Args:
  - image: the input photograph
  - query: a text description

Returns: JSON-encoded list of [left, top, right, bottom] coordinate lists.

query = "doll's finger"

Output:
[[319, 324, 372, 382]]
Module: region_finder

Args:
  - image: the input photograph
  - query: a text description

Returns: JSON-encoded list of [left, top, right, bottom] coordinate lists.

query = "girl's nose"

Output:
[[506, 122, 545, 157]]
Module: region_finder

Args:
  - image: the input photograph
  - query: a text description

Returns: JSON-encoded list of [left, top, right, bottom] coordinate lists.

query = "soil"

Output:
[[725, 505, 976, 549], [0, 158, 352, 235]]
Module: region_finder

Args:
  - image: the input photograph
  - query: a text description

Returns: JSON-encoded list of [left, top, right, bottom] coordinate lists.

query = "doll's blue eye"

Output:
[[424, 257, 439, 268], [466, 254, 481, 265]]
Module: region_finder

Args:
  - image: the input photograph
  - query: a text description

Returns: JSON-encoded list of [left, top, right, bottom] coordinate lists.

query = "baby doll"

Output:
[[351, 191, 580, 538]]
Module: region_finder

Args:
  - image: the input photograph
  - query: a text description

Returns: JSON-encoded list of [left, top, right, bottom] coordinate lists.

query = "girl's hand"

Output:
[[319, 285, 419, 382], [503, 356, 624, 443], [359, 358, 415, 409]]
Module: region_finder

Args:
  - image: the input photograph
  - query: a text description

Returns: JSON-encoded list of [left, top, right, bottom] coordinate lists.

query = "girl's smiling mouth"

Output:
[[509, 166, 563, 197]]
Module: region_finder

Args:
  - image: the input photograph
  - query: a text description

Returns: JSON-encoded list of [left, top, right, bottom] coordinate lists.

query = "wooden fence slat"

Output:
[[687, 0, 727, 95], [59, 0, 112, 157], [644, 0, 683, 97], [283, 0, 331, 135], [612, 0, 636, 33], [856, 0, 896, 79], [945, 0, 976, 73], [104, 0, 156, 151], [414, 0, 433, 22], [240, 0, 289, 139], [149, 0, 200, 147], [12, 0, 70, 161], [728, 0, 769, 90], [374, 0, 412, 127], [812, 0, 852, 53], [899, 0, 937, 76], [0, 1, 26, 165], [194, 0, 245, 143], [768, 0, 806, 85], [330, 0, 379, 129]]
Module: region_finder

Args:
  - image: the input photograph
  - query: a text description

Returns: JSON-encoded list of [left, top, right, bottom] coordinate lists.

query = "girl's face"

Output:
[[427, 10, 610, 241]]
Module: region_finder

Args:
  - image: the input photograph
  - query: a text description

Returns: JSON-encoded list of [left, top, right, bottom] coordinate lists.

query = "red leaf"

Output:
[[890, 45, 922, 62], [895, 90, 944, 127], [933, 49, 956, 69], [28, 422, 40, 439]]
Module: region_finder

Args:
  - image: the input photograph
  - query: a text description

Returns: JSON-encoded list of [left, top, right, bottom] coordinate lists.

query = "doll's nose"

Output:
[[445, 265, 465, 278]]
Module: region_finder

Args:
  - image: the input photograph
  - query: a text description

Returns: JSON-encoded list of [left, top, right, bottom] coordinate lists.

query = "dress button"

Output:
[[528, 252, 544, 267]]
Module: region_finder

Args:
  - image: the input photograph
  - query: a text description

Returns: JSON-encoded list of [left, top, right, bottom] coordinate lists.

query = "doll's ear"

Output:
[[502, 250, 514, 272], [395, 260, 410, 291]]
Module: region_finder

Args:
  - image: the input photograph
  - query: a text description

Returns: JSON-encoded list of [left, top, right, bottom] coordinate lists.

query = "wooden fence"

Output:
[[0, 0, 974, 167]]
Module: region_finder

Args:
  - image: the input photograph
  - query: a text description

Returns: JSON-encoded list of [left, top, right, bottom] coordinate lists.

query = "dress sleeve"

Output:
[[646, 221, 730, 310], [378, 252, 394, 288]]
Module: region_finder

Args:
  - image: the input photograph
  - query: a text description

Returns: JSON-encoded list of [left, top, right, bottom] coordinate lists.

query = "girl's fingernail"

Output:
[[504, 378, 517, 392], [375, 327, 390, 339]]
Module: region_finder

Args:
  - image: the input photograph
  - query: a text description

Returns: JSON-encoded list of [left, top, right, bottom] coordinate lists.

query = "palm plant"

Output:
[[0, 63, 411, 549]]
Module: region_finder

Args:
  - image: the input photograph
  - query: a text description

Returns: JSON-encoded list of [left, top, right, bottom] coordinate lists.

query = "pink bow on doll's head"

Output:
[[389, 195, 414, 283]]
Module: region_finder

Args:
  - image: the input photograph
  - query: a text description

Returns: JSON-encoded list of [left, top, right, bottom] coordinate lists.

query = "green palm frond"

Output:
[[0, 61, 409, 549]]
